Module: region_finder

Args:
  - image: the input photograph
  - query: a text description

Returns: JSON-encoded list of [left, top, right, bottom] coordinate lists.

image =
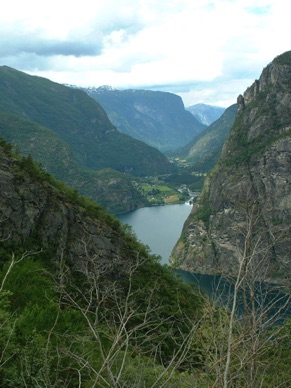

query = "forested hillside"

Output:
[[168, 104, 237, 173], [0, 66, 175, 213]]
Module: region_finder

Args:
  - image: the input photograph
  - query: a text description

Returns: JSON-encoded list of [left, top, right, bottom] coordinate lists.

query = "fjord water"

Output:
[[117, 203, 192, 264]]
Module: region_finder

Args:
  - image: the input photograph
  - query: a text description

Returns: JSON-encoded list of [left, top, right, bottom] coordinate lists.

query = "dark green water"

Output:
[[176, 269, 290, 323]]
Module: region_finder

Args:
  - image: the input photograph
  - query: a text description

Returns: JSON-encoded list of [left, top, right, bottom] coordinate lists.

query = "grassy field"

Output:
[[141, 183, 188, 204]]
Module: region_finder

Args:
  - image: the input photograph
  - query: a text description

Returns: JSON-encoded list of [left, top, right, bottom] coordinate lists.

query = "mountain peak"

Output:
[[95, 85, 116, 93]]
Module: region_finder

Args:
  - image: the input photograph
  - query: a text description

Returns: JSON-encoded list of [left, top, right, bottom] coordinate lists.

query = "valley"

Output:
[[0, 66, 222, 215], [0, 51, 291, 387]]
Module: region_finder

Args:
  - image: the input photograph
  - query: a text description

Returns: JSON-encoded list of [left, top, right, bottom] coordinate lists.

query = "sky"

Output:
[[1, 0, 290, 107]]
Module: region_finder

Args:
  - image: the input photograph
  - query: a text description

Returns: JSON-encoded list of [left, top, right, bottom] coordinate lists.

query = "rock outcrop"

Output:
[[0, 143, 137, 270], [170, 52, 291, 282]]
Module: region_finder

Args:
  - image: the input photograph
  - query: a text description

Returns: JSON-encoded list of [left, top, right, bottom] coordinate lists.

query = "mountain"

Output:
[[82, 86, 206, 152], [171, 104, 237, 172], [0, 110, 147, 214], [0, 137, 204, 385], [0, 66, 175, 213], [170, 51, 291, 282], [186, 103, 225, 126]]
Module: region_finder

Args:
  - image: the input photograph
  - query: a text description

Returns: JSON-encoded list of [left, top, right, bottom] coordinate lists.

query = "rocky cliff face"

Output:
[[170, 52, 291, 282], [0, 143, 138, 270]]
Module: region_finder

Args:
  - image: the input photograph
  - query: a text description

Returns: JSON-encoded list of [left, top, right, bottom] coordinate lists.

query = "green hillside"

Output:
[[0, 110, 146, 213], [169, 104, 237, 172], [0, 66, 174, 176], [0, 110, 78, 180]]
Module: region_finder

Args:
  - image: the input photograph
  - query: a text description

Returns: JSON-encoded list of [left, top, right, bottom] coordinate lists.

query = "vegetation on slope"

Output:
[[168, 104, 237, 173], [220, 51, 291, 168], [0, 66, 174, 176]]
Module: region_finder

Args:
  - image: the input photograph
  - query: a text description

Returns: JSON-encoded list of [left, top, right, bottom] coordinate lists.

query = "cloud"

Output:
[[0, 37, 102, 58], [1, 0, 291, 107]]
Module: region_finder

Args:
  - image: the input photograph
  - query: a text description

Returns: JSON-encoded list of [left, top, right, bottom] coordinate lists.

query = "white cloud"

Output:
[[1, 0, 291, 107]]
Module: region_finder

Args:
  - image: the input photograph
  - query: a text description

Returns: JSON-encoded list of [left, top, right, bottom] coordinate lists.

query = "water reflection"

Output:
[[176, 269, 291, 324]]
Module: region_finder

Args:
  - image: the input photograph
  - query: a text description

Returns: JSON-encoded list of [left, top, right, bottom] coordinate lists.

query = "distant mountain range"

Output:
[[82, 86, 206, 152], [186, 103, 225, 126], [0, 66, 176, 213]]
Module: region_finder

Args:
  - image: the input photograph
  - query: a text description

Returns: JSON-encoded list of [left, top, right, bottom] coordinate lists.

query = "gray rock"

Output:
[[0, 151, 134, 271], [170, 52, 291, 282]]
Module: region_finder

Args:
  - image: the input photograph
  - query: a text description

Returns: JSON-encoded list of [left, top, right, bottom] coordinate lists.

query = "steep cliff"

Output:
[[170, 52, 291, 282], [0, 140, 139, 269]]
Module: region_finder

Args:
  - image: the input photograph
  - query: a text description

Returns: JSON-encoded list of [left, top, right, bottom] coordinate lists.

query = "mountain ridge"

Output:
[[83, 86, 206, 152]]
